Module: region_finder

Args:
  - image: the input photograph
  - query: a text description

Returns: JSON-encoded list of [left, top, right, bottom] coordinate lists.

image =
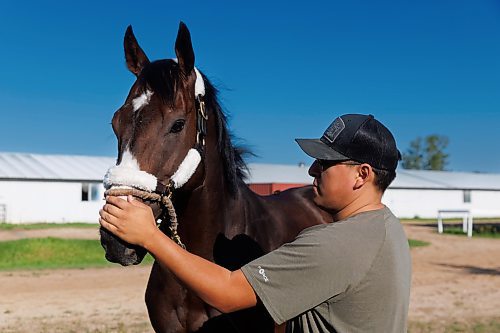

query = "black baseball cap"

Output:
[[295, 114, 401, 171]]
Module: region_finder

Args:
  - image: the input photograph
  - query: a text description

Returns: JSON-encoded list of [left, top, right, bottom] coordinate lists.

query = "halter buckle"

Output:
[[197, 95, 208, 120], [196, 132, 206, 146]]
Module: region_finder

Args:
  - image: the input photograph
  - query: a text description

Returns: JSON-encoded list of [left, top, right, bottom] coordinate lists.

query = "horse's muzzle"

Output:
[[99, 226, 147, 266]]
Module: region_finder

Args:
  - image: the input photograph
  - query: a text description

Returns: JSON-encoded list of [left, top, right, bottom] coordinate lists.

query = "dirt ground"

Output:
[[1, 224, 500, 332]]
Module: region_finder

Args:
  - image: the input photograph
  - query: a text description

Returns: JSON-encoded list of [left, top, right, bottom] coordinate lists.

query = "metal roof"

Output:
[[1, 152, 499, 190], [0, 152, 115, 181], [392, 169, 500, 190]]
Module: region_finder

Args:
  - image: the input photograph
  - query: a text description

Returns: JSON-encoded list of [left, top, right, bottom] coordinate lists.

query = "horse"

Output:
[[99, 22, 331, 333]]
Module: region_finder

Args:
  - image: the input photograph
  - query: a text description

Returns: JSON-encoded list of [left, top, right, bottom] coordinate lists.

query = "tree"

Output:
[[402, 137, 424, 170], [402, 135, 449, 171]]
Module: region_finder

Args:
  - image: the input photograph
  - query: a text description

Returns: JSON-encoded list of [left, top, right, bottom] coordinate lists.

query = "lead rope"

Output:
[[104, 188, 186, 249]]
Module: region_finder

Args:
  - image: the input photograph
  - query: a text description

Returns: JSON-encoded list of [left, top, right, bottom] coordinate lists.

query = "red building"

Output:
[[245, 163, 312, 195], [248, 183, 307, 195]]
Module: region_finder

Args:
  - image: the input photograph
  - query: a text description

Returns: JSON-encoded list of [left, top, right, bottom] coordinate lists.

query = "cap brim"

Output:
[[295, 138, 349, 161]]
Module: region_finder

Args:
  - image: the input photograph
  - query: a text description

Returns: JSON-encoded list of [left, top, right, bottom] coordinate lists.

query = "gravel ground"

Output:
[[1, 224, 499, 332]]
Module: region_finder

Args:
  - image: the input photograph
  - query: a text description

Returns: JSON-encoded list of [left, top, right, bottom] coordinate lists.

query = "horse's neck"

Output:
[[174, 173, 260, 231], [185, 174, 310, 250]]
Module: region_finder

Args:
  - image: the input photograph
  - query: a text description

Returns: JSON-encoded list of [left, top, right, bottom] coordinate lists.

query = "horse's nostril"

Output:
[[124, 248, 136, 256]]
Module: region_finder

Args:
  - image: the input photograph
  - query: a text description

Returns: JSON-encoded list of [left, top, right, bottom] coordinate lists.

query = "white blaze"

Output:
[[120, 149, 141, 169], [132, 90, 153, 112]]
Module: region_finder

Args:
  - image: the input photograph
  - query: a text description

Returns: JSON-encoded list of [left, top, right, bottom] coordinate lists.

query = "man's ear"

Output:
[[354, 164, 372, 189]]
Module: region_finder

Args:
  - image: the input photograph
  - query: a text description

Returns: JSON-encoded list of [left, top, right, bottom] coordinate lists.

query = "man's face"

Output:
[[308, 160, 360, 212]]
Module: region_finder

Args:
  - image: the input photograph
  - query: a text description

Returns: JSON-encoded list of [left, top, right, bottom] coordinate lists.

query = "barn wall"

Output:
[[469, 191, 500, 216], [271, 183, 307, 194], [0, 180, 104, 223], [1, 180, 499, 223], [382, 188, 500, 218], [248, 183, 306, 195]]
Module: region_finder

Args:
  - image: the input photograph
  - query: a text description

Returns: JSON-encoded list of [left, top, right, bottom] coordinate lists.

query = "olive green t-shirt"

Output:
[[241, 207, 411, 333]]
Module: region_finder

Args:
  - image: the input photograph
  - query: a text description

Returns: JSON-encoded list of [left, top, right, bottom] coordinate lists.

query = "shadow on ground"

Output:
[[437, 263, 500, 276]]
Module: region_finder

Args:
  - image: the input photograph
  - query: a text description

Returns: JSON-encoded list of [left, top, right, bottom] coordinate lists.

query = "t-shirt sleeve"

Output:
[[241, 221, 384, 325]]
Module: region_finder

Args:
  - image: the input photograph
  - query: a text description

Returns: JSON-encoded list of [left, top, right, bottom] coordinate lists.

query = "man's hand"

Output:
[[99, 195, 158, 247]]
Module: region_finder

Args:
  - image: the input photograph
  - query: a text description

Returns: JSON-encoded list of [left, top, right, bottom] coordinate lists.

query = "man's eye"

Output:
[[170, 119, 185, 133]]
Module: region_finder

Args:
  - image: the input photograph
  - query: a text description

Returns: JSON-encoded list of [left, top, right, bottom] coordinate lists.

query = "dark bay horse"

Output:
[[100, 22, 331, 333]]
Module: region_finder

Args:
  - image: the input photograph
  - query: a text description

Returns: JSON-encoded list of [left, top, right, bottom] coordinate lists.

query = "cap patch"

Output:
[[323, 117, 345, 143]]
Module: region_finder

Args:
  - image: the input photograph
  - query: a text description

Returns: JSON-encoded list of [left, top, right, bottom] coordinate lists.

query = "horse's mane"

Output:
[[140, 60, 249, 195]]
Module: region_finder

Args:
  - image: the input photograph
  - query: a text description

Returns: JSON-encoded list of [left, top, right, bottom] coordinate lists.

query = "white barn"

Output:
[[0, 153, 113, 223], [0, 152, 499, 223], [245, 164, 500, 219], [383, 170, 500, 218]]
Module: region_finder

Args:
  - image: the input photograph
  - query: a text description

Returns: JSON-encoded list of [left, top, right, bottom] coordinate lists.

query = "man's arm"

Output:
[[99, 195, 257, 313], [144, 229, 257, 313]]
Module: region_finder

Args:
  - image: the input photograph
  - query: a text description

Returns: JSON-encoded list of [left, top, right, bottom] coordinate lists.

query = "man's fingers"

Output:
[[99, 217, 119, 234], [99, 208, 119, 227], [106, 195, 130, 209], [107, 195, 148, 211], [103, 203, 123, 218]]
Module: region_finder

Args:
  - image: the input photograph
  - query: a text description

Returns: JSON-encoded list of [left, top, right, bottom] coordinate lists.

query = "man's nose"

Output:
[[309, 160, 321, 178]]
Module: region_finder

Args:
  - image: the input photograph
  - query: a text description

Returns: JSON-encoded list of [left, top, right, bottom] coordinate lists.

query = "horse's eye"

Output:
[[170, 119, 185, 133]]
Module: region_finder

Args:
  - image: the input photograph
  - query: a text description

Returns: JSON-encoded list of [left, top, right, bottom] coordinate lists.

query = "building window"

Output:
[[82, 183, 89, 201], [90, 183, 101, 201], [463, 190, 471, 203], [82, 183, 102, 202]]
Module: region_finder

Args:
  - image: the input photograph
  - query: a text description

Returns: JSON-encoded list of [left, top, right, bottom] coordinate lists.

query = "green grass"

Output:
[[0, 236, 427, 271], [0, 222, 98, 230], [401, 217, 500, 225], [0, 237, 154, 270], [443, 226, 500, 239], [409, 318, 500, 332], [408, 239, 430, 248]]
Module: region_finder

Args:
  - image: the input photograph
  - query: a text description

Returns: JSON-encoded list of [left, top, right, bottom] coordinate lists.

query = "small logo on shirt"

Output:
[[258, 266, 269, 282]]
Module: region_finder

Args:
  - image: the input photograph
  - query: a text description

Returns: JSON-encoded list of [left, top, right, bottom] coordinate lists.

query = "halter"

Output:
[[103, 65, 207, 248]]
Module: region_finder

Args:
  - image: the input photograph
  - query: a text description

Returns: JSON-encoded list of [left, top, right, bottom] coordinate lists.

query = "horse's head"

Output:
[[100, 22, 208, 266]]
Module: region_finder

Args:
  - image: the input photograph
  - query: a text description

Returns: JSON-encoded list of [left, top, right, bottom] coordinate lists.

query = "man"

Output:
[[100, 113, 411, 332]]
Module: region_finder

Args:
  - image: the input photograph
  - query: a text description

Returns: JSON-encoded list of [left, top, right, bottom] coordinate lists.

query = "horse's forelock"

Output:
[[139, 59, 180, 107]]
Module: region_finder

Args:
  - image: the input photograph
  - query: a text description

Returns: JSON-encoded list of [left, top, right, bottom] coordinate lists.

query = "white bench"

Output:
[[437, 209, 473, 237]]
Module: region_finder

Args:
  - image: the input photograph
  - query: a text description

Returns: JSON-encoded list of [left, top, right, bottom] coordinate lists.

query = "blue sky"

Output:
[[0, 1, 499, 172]]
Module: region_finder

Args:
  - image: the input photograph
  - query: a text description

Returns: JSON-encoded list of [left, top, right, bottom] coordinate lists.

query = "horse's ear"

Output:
[[175, 22, 195, 75], [124, 25, 150, 77]]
